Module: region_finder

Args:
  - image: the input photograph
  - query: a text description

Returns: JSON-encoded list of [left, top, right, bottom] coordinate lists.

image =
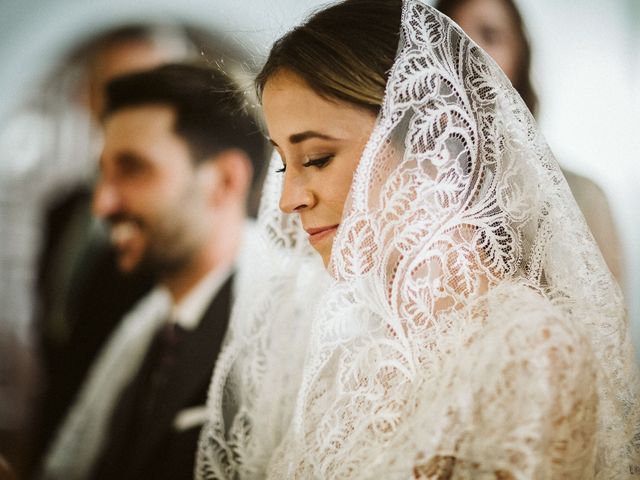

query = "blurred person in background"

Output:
[[32, 25, 190, 466], [41, 63, 265, 480], [434, 0, 624, 285], [0, 21, 249, 477], [0, 332, 34, 479], [0, 454, 17, 480]]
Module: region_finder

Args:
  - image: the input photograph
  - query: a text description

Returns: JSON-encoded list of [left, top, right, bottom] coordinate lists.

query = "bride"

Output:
[[197, 0, 640, 477]]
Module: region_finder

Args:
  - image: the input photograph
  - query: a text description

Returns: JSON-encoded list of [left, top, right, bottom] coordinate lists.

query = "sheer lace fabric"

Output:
[[197, 2, 640, 478]]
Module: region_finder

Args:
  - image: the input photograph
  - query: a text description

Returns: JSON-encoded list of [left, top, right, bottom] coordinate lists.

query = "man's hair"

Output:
[[104, 63, 266, 195]]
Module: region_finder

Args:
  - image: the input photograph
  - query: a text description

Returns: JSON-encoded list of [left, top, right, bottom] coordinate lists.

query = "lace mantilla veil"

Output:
[[197, 1, 640, 478]]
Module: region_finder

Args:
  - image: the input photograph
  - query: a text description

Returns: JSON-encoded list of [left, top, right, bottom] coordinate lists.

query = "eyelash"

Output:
[[275, 155, 333, 173]]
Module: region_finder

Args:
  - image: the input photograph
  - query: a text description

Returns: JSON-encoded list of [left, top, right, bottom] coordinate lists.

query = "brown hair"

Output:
[[255, 0, 402, 113], [434, 0, 538, 116]]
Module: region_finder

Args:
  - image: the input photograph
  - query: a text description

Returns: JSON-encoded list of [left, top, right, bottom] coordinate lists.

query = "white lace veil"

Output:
[[197, 1, 640, 478]]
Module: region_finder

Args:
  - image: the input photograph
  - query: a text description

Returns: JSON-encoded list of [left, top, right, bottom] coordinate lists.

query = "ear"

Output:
[[198, 148, 253, 207]]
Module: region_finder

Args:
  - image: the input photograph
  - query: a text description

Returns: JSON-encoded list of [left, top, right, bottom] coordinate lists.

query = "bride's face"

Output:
[[262, 69, 377, 266]]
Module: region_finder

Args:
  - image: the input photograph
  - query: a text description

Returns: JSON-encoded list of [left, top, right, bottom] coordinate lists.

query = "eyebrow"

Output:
[[97, 150, 149, 173], [269, 130, 338, 147]]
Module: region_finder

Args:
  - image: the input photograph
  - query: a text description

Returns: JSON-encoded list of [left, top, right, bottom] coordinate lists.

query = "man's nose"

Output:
[[92, 180, 122, 219], [279, 170, 316, 214]]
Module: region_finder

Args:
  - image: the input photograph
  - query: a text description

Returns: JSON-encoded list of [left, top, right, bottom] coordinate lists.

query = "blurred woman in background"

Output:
[[434, 0, 624, 285]]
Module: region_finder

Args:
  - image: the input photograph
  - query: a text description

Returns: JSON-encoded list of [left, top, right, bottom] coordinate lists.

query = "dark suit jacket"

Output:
[[90, 275, 233, 480]]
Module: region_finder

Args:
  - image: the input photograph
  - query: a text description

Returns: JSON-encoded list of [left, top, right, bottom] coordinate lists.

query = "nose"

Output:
[[92, 179, 122, 219], [279, 170, 315, 214]]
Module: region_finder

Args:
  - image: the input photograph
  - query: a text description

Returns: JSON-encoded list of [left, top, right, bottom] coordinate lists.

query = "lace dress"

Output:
[[197, 2, 640, 478]]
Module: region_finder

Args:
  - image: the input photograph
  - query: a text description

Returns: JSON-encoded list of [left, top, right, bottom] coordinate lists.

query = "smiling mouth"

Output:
[[110, 221, 141, 247], [305, 224, 339, 245]]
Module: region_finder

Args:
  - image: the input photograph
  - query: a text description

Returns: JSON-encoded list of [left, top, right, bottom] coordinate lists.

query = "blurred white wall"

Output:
[[0, 0, 638, 356], [0, 0, 329, 118], [517, 0, 640, 358]]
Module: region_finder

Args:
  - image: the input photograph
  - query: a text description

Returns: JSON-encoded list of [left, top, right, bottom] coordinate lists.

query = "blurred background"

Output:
[[0, 0, 638, 477], [3, 0, 636, 347]]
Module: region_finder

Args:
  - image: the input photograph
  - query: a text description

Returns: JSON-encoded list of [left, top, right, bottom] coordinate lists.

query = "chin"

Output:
[[315, 248, 331, 268], [312, 239, 336, 269], [116, 252, 143, 274], [117, 260, 137, 274]]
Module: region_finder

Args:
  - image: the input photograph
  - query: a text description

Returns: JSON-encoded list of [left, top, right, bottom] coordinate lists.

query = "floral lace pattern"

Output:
[[197, 2, 640, 478]]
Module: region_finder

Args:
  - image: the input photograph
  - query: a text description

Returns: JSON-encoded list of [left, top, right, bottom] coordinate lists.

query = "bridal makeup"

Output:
[[262, 68, 376, 266]]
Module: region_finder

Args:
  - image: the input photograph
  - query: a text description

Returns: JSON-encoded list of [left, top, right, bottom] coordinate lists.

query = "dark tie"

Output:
[[135, 321, 186, 431], [91, 320, 187, 480]]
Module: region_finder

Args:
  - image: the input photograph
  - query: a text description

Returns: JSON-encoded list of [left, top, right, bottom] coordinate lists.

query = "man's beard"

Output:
[[134, 244, 194, 279], [107, 214, 197, 279]]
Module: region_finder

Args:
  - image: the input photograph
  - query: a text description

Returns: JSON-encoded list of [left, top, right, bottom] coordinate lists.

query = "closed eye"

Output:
[[302, 155, 333, 169], [479, 25, 502, 45], [275, 155, 333, 174], [115, 152, 151, 177]]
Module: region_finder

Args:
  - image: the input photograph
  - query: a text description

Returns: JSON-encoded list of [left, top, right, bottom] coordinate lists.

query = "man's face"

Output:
[[94, 104, 212, 275]]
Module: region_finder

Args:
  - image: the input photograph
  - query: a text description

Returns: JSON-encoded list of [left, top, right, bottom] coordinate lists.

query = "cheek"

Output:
[[125, 188, 158, 215], [494, 45, 519, 81], [121, 185, 178, 226], [326, 178, 353, 213], [137, 175, 189, 209], [326, 157, 362, 213]]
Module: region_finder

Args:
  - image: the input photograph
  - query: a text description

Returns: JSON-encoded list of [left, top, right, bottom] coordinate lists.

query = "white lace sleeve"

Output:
[[411, 284, 599, 479]]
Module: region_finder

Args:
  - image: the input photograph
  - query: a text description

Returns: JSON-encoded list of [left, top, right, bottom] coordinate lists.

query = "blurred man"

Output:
[[1, 24, 195, 475], [41, 63, 265, 480], [31, 25, 198, 469]]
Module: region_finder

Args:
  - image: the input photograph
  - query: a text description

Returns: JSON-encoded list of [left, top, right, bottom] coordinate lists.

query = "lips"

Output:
[[305, 224, 339, 245]]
